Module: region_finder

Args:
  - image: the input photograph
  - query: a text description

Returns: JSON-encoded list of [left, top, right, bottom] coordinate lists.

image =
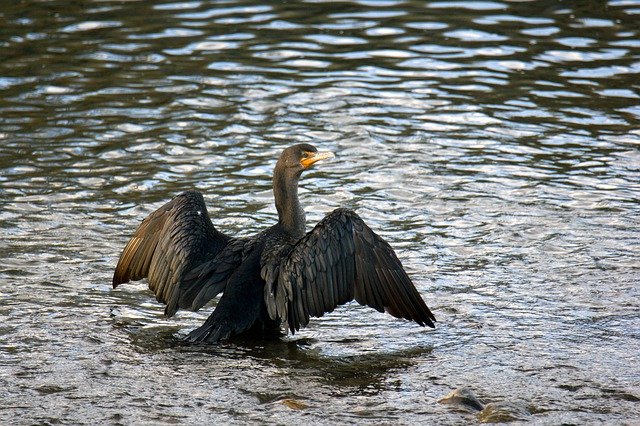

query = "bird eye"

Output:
[[301, 151, 309, 159]]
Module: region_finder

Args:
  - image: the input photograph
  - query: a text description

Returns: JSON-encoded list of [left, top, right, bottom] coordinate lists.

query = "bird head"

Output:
[[277, 144, 335, 174]]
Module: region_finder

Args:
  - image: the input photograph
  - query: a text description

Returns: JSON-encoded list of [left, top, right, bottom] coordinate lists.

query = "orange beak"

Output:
[[300, 151, 335, 169]]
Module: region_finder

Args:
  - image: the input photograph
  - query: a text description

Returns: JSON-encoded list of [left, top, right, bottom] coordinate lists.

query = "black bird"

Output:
[[112, 144, 436, 344]]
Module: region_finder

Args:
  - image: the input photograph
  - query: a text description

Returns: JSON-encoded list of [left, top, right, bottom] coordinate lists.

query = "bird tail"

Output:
[[183, 285, 264, 344], [185, 314, 233, 344], [184, 311, 282, 344]]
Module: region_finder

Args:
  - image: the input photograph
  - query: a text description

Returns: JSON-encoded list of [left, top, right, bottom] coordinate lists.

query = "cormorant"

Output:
[[112, 144, 436, 344]]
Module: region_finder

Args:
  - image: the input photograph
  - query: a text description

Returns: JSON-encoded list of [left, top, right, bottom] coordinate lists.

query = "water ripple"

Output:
[[1, 0, 639, 424]]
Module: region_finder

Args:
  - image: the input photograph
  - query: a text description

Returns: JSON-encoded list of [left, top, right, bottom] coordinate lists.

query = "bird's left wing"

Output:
[[265, 208, 436, 334]]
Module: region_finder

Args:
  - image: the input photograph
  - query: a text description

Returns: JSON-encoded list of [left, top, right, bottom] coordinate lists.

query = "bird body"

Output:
[[113, 144, 435, 344]]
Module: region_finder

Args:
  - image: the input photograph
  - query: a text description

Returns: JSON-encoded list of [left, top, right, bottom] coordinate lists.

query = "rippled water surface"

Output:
[[1, 0, 639, 424]]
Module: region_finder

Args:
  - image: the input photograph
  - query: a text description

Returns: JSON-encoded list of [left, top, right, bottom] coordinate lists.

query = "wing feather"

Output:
[[112, 190, 233, 316], [274, 208, 436, 333]]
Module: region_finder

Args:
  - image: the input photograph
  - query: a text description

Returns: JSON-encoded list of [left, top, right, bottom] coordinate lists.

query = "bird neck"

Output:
[[273, 171, 306, 238]]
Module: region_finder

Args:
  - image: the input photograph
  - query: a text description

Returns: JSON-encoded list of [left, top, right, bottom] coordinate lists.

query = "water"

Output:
[[1, 0, 639, 424]]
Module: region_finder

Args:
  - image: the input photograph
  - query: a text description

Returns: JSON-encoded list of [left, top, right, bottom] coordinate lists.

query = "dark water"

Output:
[[1, 0, 639, 424]]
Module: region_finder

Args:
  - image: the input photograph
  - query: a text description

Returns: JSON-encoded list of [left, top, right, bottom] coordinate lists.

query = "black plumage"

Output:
[[112, 144, 436, 344]]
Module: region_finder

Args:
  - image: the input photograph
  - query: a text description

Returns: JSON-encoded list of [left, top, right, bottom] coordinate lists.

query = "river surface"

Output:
[[1, 0, 639, 424]]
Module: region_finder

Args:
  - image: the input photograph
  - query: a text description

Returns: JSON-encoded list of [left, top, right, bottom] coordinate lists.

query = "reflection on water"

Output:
[[1, 0, 639, 424]]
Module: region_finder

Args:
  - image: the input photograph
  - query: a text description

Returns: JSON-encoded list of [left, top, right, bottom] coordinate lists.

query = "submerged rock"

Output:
[[280, 398, 309, 410], [478, 401, 532, 423], [438, 387, 485, 412], [439, 388, 532, 422]]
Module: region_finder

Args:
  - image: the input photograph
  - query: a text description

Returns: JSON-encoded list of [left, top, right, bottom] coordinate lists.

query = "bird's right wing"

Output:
[[266, 208, 436, 334], [112, 190, 234, 317]]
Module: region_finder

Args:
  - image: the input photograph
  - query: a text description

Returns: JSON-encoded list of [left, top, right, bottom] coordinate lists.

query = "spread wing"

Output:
[[112, 190, 234, 316], [266, 208, 436, 333]]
